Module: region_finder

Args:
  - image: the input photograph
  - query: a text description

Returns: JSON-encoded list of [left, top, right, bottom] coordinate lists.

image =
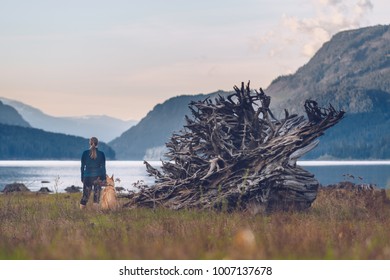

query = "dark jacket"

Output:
[[81, 149, 106, 181]]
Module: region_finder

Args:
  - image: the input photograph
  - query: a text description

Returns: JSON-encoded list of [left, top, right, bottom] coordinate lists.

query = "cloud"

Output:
[[254, 0, 374, 59], [285, 0, 374, 57], [354, 0, 374, 17]]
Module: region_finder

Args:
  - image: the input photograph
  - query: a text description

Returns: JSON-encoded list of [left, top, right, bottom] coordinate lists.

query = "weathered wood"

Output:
[[124, 81, 345, 212]]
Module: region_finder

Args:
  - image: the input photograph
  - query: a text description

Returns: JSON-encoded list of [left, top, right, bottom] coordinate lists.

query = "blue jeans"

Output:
[[80, 176, 102, 206]]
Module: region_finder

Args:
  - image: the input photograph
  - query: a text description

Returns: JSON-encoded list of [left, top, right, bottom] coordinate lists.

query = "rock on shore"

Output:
[[1, 183, 31, 193]]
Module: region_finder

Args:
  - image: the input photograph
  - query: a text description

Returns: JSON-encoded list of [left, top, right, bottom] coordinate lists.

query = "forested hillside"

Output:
[[267, 25, 390, 113], [0, 123, 115, 159], [304, 90, 390, 159]]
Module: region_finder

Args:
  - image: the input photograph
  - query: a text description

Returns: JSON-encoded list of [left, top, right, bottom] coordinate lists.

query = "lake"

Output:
[[0, 160, 389, 193]]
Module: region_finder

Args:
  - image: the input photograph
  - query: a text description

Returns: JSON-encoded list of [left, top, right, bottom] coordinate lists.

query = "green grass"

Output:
[[0, 189, 390, 260]]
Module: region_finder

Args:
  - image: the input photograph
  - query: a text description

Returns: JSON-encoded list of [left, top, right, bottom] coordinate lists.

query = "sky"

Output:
[[0, 0, 388, 121]]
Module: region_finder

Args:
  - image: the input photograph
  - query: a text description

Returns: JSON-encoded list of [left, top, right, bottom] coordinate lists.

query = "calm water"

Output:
[[0, 160, 389, 192], [0, 161, 158, 193]]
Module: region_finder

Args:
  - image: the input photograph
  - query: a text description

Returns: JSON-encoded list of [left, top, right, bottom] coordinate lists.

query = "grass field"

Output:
[[1, 188, 390, 260]]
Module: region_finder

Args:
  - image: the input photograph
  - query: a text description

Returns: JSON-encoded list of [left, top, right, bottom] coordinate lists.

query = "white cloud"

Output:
[[355, 0, 374, 17], [254, 0, 374, 59], [320, 0, 342, 4]]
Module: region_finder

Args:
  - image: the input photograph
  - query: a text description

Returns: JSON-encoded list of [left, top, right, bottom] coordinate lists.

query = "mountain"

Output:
[[0, 123, 115, 160], [266, 24, 390, 159], [267, 24, 390, 114], [110, 24, 390, 160], [109, 91, 229, 159], [0, 101, 31, 127], [0, 97, 137, 143]]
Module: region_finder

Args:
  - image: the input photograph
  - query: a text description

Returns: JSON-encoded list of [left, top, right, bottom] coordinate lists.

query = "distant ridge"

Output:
[[0, 100, 30, 127], [0, 97, 137, 142]]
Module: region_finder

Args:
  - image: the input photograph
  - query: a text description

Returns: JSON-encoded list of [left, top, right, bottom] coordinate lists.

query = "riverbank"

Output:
[[1, 188, 390, 260]]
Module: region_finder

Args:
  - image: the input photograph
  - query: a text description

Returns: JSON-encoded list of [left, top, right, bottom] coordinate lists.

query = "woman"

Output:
[[80, 137, 106, 209]]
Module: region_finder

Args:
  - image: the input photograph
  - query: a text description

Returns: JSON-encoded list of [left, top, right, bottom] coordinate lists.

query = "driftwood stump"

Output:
[[125, 81, 345, 212]]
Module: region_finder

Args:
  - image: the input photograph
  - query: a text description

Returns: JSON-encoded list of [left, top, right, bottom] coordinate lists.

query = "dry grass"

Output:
[[0, 188, 390, 260]]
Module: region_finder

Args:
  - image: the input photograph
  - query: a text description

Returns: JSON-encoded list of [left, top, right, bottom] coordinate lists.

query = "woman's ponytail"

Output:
[[89, 137, 99, 159]]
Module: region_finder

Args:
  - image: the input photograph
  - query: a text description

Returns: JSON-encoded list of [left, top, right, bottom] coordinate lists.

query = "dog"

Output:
[[100, 174, 118, 210]]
